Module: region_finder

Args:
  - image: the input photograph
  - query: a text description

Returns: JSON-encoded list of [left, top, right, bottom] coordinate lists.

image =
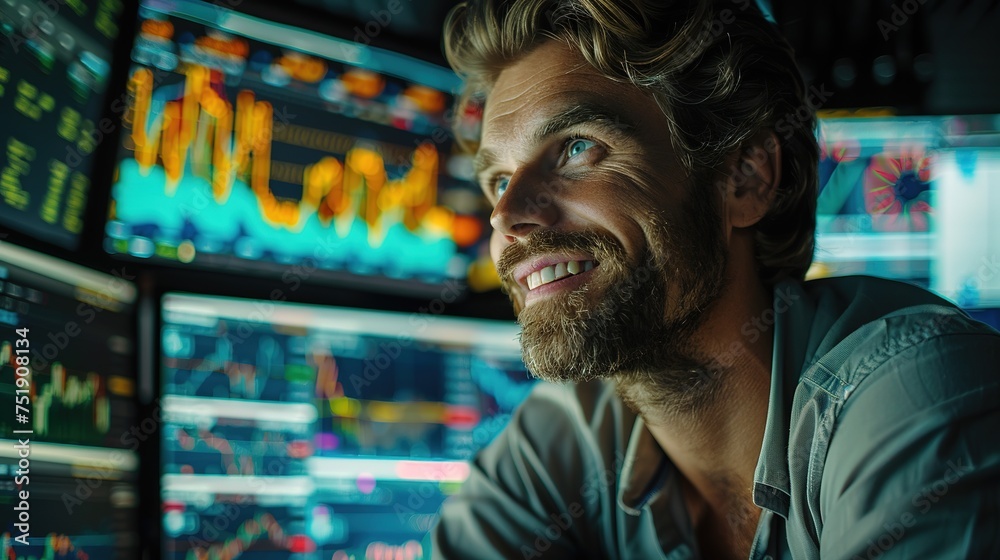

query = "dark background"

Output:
[[290, 0, 1000, 114]]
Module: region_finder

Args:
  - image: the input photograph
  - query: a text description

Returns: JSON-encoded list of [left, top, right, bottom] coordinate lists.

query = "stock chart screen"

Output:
[[0, 242, 139, 559], [160, 293, 535, 560], [0, 0, 125, 249], [106, 0, 488, 292]]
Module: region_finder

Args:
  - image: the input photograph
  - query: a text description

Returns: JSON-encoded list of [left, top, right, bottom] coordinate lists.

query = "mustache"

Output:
[[495, 229, 626, 284]]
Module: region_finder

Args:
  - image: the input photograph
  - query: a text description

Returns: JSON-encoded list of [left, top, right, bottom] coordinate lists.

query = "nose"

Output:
[[489, 168, 560, 243]]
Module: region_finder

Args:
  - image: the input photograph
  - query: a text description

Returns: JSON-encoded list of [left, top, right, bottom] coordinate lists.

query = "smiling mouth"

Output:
[[525, 260, 598, 290]]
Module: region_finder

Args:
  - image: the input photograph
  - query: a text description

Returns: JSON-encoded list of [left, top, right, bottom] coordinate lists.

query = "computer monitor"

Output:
[[0, 0, 126, 249], [929, 146, 1000, 309], [813, 113, 1000, 311], [159, 293, 535, 558], [105, 0, 488, 295], [813, 115, 938, 283], [0, 242, 139, 559]]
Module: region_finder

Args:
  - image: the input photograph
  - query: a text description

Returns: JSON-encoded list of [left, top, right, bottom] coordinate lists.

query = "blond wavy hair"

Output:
[[444, 0, 819, 284]]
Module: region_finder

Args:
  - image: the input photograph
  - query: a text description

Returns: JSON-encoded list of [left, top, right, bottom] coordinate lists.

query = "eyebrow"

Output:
[[473, 102, 638, 180], [473, 148, 499, 183], [533, 103, 637, 144]]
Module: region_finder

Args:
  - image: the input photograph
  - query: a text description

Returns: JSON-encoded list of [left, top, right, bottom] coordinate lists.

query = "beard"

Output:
[[495, 187, 729, 416]]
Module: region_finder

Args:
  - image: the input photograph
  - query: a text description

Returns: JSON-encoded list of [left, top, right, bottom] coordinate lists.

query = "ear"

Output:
[[724, 132, 782, 230]]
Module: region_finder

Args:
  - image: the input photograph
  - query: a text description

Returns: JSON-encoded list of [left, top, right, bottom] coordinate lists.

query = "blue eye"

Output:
[[496, 176, 510, 198], [566, 138, 596, 159]]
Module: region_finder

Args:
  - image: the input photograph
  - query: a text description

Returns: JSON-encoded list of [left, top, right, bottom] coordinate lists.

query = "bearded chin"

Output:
[[516, 254, 693, 384], [514, 244, 727, 418]]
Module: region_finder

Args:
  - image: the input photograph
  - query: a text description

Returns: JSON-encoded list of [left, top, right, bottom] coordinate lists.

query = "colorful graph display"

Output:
[[162, 504, 314, 560], [160, 293, 535, 559], [106, 0, 488, 290], [0, 0, 124, 249], [0, 243, 138, 560], [0, 243, 137, 445], [812, 113, 1000, 308], [164, 420, 313, 476]]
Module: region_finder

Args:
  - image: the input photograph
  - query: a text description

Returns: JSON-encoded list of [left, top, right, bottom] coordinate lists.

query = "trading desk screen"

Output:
[[0, 242, 139, 559], [106, 0, 487, 291], [160, 293, 535, 559], [0, 0, 125, 249]]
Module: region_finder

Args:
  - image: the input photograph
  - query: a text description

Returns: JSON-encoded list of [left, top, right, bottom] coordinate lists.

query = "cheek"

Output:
[[567, 172, 668, 260], [490, 228, 506, 264], [600, 159, 677, 209]]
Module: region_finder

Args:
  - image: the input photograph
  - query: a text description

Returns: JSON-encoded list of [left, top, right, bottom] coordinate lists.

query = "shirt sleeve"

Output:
[[430, 380, 631, 560], [818, 330, 1000, 559]]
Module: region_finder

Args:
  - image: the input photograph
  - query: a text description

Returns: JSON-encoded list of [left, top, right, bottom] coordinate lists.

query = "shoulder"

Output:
[[826, 304, 1000, 428], [810, 286, 1000, 522], [802, 276, 1000, 435], [812, 305, 1000, 555], [434, 379, 638, 558], [794, 275, 998, 386], [802, 275, 974, 349], [803, 275, 1000, 402], [477, 379, 635, 492]]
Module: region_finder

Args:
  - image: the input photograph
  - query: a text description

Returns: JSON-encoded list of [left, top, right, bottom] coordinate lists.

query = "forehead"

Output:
[[481, 40, 660, 148]]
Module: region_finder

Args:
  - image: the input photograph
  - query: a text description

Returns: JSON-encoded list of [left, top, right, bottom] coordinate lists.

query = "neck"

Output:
[[619, 257, 775, 514]]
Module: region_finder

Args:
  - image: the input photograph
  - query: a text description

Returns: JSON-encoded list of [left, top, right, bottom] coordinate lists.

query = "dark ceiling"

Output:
[[281, 0, 1000, 114], [290, 0, 460, 44]]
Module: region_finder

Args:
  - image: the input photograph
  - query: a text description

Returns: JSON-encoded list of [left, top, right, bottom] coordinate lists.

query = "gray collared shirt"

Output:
[[431, 276, 1000, 558]]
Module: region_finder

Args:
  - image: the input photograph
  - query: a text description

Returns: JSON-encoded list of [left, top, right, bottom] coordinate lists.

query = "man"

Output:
[[431, 0, 1000, 558]]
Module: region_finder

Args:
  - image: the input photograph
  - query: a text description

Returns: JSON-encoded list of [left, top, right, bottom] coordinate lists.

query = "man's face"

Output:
[[477, 40, 729, 385]]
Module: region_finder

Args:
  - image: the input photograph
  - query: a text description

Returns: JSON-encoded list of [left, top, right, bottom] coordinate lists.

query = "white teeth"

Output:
[[526, 260, 597, 290], [528, 271, 541, 290], [540, 266, 555, 284], [554, 262, 567, 279]]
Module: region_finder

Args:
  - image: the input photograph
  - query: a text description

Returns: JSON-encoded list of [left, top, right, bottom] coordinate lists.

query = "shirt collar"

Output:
[[752, 279, 816, 518], [617, 414, 695, 556], [617, 414, 669, 515]]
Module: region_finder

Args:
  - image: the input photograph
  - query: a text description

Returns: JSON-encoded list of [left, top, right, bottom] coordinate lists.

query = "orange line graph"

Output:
[[127, 65, 451, 238]]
